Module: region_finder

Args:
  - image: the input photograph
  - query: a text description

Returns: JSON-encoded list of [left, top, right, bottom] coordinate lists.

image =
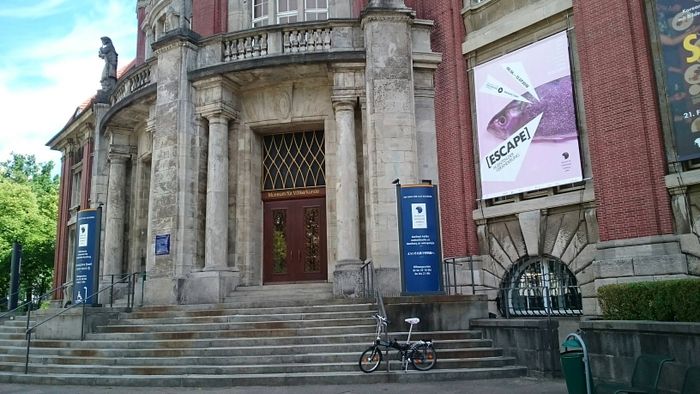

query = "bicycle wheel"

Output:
[[359, 346, 383, 373], [411, 342, 437, 371]]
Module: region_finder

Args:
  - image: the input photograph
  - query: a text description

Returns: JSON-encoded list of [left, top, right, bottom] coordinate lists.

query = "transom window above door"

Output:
[[252, 0, 328, 27]]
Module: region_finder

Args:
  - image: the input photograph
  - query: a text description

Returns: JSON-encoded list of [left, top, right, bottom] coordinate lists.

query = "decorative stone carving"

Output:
[[99, 37, 118, 92]]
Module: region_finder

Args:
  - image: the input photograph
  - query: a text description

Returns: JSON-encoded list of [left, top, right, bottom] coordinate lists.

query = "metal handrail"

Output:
[[0, 281, 75, 321], [24, 271, 146, 374], [360, 259, 374, 299]]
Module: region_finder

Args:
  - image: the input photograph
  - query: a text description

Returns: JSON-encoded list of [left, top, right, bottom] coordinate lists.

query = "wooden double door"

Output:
[[263, 197, 327, 283]]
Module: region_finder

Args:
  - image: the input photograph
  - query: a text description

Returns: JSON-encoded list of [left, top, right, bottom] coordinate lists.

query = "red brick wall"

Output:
[[192, 0, 228, 37], [573, 0, 673, 240]]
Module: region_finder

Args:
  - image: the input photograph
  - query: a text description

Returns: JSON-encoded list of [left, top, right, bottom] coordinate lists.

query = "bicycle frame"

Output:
[[367, 314, 433, 372]]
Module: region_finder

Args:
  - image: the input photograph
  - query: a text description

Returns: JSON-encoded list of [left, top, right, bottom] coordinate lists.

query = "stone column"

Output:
[[332, 96, 364, 297], [103, 152, 130, 278], [204, 113, 230, 270], [333, 97, 360, 262]]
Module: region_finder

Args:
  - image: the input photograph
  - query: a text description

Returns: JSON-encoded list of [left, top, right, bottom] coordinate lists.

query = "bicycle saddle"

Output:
[[404, 317, 420, 325]]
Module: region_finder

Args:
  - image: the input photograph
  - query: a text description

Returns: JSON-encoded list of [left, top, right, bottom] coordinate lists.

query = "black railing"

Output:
[[360, 259, 374, 299], [24, 271, 146, 374], [443, 257, 478, 295], [359, 259, 387, 322], [1, 281, 75, 335], [443, 256, 584, 318], [498, 285, 583, 318]]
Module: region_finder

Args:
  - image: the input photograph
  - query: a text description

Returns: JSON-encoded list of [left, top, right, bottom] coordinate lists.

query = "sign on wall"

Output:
[[653, 1, 700, 160], [155, 234, 170, 256], [473, 31, 583, 199], [73, 209, 101, 305], [396, 183, 443, 294]]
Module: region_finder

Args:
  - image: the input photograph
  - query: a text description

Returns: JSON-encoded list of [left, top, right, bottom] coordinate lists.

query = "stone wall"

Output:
[[580, 320, 700, 393], [470, 318, 561, 377], [384, 295, 488, 332]]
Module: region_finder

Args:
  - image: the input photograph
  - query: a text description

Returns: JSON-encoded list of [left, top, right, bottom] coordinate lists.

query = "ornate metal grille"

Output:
[[262, 131, 325, 191]]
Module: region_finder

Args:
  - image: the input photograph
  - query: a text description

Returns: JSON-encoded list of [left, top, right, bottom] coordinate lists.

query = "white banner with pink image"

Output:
[[473, 31, 583, 199]]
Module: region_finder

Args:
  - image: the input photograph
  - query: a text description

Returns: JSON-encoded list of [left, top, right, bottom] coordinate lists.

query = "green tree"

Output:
[[0, 153, 59, 310]]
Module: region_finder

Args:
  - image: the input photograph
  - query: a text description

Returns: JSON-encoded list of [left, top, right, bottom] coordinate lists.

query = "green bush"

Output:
[[597, 279, 700, 322]]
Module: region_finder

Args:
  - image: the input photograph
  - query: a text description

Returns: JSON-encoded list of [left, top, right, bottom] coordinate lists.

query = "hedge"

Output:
[[597, 279, 700, 322]]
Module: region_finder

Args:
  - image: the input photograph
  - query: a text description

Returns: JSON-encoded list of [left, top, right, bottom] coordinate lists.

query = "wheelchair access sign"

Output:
[[396, 183, 443, 294]]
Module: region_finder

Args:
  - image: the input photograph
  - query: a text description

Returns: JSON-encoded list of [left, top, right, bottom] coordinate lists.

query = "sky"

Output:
[[0, 0, 137, 170]]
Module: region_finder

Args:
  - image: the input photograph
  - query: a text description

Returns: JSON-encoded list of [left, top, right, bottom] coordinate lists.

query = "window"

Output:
[[304, 0, 328, 21], [498, 257, 582, 317], [253, 0, 269, 27], [253, 0, 327, 27], [277, 0, 298, 24], [262, 131, 325, 191]]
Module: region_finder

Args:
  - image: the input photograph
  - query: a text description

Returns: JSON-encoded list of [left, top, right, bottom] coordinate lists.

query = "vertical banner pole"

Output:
[[9, 242, 22, 310]]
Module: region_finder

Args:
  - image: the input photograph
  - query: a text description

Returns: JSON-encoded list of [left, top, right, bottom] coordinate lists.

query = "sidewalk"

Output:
[[0, 377, 566, 394]]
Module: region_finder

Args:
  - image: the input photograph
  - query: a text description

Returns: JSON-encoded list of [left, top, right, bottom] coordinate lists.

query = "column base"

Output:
[[180, 270, 240, 304], [333, 259, 364, 298]]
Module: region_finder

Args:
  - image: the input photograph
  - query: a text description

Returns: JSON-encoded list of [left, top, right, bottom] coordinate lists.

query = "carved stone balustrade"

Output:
[[223, 32, 269, 61], [207, 20, 362, 65], [110, 60, 155, 106], [283, 27, 331, 53]]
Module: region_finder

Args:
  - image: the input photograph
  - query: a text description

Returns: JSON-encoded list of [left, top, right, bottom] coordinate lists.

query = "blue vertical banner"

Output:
[[397, 183, 443, 294], [73, 208, 102, 306]]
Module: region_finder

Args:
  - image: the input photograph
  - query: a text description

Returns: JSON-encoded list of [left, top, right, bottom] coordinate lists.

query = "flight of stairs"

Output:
[[0, 283, 526, 387]]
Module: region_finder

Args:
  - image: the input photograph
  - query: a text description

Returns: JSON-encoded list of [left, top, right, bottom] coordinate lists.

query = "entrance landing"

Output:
[[224, 282, 334, 307]]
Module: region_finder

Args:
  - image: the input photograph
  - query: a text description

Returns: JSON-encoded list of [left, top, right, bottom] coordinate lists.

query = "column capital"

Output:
[[331, 96, 357, 112], [198, 103, 239, 123], [108, 152, 131, 164]]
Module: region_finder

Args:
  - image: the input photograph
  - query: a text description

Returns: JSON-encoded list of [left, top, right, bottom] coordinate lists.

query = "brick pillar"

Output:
[[573, 0, 672, 240]]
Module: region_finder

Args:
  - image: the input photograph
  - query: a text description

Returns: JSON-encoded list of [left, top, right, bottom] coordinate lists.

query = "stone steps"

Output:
[[0, 366, 528, 387], [0, 285, 526, 386]]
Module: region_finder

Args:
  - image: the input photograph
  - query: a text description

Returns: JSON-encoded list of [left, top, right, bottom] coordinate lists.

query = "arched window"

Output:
[[498, 256, 582, 317]]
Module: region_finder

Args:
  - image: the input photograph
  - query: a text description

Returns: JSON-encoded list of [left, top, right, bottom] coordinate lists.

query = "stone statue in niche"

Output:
[[99, 36, 118, 92], [165, 5, 180, 31]]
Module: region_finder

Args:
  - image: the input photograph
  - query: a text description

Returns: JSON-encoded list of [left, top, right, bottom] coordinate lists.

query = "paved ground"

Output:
[[0, 377, 567, 394]]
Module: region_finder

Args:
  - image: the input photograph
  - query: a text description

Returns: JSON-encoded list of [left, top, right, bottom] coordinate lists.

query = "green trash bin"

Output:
[[560, 335, 592, 394]]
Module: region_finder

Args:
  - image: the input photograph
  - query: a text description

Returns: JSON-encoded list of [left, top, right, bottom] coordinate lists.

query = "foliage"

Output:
[[0, 154, 59, 310], [597, 279, 700, 322]]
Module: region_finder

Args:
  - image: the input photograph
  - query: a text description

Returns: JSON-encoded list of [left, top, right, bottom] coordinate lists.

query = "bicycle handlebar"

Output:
[[373, 314, 388, 325]]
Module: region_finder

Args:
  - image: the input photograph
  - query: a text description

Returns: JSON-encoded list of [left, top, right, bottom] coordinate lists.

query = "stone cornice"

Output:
[[192, 75, 240, 93], [361, 12, 414, 28], [151, 28, 200, 56]]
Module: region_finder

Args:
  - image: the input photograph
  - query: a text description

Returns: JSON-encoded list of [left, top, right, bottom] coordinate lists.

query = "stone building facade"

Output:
[[48, 0, 700, 313]]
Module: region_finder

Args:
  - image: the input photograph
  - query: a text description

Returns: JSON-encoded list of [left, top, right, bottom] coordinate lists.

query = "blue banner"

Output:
[[397, 184, 443, 294], [73, 209, 101, 305]]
